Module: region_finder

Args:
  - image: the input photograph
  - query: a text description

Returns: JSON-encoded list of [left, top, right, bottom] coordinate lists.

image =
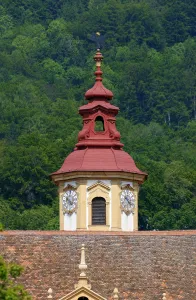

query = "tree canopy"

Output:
[[0, 256, 31, 299], [0, 0, 195, 230]]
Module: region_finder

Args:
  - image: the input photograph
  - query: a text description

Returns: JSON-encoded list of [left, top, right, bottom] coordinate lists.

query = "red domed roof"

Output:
[[52, 148, 147, 176], [85, 80, 113, 100], [52, 49, 147, 183]]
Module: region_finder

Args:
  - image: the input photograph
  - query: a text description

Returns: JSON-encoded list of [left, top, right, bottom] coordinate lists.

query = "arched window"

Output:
[[94, 116, 105, 132], [92, 197, 106, 225], [78, 297, 89, 300]]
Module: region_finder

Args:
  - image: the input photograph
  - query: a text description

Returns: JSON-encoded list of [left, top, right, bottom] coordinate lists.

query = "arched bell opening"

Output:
[[78, 297, 89, 300], [94, 116, 105, 132], [92, 197, 106, 225]]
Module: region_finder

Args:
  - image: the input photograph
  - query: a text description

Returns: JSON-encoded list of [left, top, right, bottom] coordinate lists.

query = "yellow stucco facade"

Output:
[[52, 171, 144, 232]]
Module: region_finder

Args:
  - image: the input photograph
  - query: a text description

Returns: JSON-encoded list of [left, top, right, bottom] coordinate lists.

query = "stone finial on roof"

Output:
[[113, 287, 119, 299], [79, 244, 87, 276], [162, 292, 166, 300], [75, 244, 91, 290], [47, 288, 53, 299]]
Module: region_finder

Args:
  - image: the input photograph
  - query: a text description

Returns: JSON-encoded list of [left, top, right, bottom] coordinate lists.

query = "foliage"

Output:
[[0, 223, 3, 231], [0, 0, 195, 230], [0, 256, 31, 299]]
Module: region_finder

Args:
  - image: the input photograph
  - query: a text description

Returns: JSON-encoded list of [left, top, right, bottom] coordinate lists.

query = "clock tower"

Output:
[[51, 50, 147, 231]]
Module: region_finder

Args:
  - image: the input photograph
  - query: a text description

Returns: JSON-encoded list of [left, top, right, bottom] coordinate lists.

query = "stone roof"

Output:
[[1, 231, 196, 299]]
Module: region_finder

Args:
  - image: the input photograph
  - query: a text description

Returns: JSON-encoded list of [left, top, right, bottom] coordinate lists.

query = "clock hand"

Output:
[[125, 196, 131, 204]]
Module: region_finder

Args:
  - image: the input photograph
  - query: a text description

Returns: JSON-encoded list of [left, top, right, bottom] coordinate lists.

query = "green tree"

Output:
[[0, 256, 31, 299]]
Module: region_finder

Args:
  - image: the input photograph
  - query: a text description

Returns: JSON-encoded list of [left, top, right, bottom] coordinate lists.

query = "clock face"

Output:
[[62, 190, 77, 214], [120, 190, 135, 214]]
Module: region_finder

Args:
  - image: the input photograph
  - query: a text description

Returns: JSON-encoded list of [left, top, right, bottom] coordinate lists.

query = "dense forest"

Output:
[[0, 0, 195, 230]]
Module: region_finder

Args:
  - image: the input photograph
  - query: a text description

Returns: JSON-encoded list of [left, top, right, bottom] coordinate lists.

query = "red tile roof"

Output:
[[85, 80, 113, 100], [52, 148, 146, 175]]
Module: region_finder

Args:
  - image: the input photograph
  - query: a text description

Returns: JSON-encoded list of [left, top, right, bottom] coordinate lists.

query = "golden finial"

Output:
[[94, 49, 103, 68]]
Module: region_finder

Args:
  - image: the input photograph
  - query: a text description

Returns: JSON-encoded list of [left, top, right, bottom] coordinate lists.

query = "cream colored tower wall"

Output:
[[77, 180, 87, 230], [58, 176, 140, 231], [111, 180, 121, 230], [59, 181, 78, 230], [59, 182, 64, 230], [121, 212, 134, 231], [120, 181, 139, 231], [133, 181, 139, 231]]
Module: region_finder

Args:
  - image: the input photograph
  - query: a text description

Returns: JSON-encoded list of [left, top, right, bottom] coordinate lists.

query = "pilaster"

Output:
[[77, 180, 87, 230], [111, 180, 121, 230]]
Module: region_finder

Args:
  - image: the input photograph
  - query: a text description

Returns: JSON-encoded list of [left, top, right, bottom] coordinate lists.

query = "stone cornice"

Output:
[[1, 230, 196, 236]]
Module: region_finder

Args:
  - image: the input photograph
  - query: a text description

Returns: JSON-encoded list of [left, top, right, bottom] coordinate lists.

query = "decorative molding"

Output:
[[63, 181, 78, 191], [88, 188, 109, 203], [87, 180, 110, 192], [121, 181, 134, 190], [58, 286, 107, 300], [58, 244, 107, 300], [52, 171, 146, 184]]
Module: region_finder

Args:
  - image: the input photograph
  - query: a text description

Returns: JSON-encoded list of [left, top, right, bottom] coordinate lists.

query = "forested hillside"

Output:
[[0, 0, 195, 230]]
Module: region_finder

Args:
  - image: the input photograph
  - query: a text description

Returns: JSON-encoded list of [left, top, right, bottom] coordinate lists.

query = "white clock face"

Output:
[[62, 190, 77, 213], [120, 190, 135, 214]]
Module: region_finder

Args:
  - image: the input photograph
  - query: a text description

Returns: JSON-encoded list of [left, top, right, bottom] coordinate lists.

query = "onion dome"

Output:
[[85, 50, 113, 100]]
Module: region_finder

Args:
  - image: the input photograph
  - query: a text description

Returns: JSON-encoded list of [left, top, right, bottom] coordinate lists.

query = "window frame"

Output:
[[92, 197, 106, 225]]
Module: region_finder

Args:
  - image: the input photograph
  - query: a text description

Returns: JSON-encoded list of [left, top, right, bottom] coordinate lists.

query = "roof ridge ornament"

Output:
[[79, 244, 87, 276], [75, 244, 91, 290]]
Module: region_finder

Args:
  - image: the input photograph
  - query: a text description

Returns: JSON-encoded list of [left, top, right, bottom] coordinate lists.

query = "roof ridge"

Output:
[[79, 147, 88, 170], [111, 148, 121, 171]]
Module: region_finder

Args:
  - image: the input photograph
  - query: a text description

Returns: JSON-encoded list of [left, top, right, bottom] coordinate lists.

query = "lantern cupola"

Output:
[[76, 49, 122, 150]]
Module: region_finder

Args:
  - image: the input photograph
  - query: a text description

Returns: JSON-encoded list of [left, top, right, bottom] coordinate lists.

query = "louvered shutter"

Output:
[[92, 197, 106, 225]]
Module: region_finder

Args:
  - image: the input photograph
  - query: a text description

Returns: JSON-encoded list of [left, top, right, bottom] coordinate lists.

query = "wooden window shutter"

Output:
[[92, 197, 106, 225]]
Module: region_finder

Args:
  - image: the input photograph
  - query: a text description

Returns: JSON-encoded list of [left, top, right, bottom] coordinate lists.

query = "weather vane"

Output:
[[89, 32, 105, 50]]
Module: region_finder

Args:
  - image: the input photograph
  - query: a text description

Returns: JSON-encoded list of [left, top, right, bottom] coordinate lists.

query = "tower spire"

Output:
[[94, 49, 103, 82], [85, 50, 113, 100]]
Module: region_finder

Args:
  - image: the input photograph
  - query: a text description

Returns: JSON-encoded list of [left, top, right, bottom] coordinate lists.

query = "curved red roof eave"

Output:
[[52, 148, 147, 178], [85, 81, 113, 100], [79, 100, 119, 113]]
